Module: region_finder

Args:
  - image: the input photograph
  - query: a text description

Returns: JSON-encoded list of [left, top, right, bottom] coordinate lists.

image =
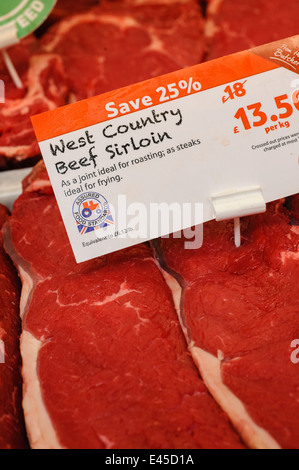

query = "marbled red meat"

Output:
[[41, 0, 205, 101], [0, 36, 68, 169], [289, 194, 299, 222], [205, 0, 299, 60], [155, 201, 299, 449], [0, 204, 28, 449]]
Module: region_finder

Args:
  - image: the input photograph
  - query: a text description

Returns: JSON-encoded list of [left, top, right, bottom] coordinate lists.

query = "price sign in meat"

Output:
[[31, 35, 299, 263]]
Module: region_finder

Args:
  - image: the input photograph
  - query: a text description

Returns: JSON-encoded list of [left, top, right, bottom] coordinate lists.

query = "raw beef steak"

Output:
[[0, 204, 28, 449], [41, 0, 205, 101], [205, 0, 299, 60], [155, 200, 299, 449], [2, 163, 245, 449], [0, 37, 68, 169]]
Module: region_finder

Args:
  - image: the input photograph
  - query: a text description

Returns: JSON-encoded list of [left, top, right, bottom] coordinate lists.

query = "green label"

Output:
[[0, 0, 56, 39]]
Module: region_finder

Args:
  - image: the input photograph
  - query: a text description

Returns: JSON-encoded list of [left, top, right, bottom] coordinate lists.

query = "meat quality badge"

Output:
[[72, 192, 114, 236]]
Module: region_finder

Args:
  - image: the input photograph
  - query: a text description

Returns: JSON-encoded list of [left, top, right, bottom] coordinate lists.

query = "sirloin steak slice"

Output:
[[41, 0, 205, 101], [0, 36, 68, 169], [154, 201, 299, 449], [2, 163, 245, 449], [205, 0, 299, 60], [0, 204, 28, 449]]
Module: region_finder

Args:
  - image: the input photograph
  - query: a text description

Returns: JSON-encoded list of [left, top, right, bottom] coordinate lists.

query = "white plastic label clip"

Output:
[[211, 186, 266, 247]]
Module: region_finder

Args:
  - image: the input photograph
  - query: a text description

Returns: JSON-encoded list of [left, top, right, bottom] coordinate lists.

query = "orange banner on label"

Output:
[[31, 48, 280, 143]]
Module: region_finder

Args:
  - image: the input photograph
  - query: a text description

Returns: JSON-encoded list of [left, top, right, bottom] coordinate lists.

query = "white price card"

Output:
[[31, 35, 299, 263]]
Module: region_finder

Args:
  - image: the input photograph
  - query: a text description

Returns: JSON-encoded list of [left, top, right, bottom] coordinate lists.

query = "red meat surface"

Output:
[[156, 201, 299, 449], [0, 0, 204, 168], [0, 37, 68, 169], [289, 194, 299, 222], [0, 204, 28, 449], [41, 0, 205, 101], [205, 0, 299, 60]]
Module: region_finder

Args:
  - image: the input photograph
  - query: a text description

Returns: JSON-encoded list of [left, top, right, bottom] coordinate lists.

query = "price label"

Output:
[[0, 0, 56, 48], [234, 93, 299, 131], [31, 36, 299, 263]]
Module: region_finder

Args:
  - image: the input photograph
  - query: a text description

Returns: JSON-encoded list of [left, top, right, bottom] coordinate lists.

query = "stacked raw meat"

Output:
[[41, 0, 205, 101], [0, 0, 299, 449]]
